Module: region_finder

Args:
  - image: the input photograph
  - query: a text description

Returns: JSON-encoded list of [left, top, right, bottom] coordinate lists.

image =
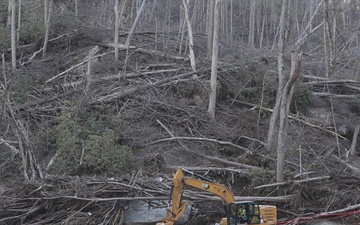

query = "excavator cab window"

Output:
[[227, 202, 262, 225]]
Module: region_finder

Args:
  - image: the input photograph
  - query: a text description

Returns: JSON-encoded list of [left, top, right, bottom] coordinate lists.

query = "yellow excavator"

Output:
[[156, 168, 277, 225]]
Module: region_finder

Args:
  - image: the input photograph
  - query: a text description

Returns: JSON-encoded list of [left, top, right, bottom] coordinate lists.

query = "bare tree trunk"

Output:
[[177, 7, 185, 54], [123, 0, 147, 75], [191, 0, 200, 32], [42, 0, 53, 59], [17, 0, 21, 43], [74, 0, 78, 18], [257, 0, 263, 41], [248, 0, 256, 47], [125, 0, 133, 28], [119, 0, 129, 30], [267, 0, 288, 153], [125, 0, 147, 47], [182, 0, 196, 71], [323, 0, 340, 158], [114, 0, 120, 74], [148, 0, 156, 22], [2, 53, 5, 79], [206, 0, 215, 59], [270, 0, 278, 48], [7, 0, 11, 27], [220, 0, 225, 38], [229, 0, 233, 45], [309, 0, 315, 31], [164, 0, 171, 50], [223, 0, 229, 40], [323, 0, 336, 77], [207, 0, 220, 120], [11, 0, 16, 70], [349, 125, 360, 157], [260, 16, 266, 49], [43, 0, 48, 55], [84, 50, 93, 94], [276, 50, 302, 182]]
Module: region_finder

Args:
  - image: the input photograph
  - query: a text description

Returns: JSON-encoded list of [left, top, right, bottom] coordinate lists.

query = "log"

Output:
[[303, 79, 360, 86], [192, 195, 292, 203], [254, 175, 330, 189], [282, 204, 360, 225], [94, 69, 208, 103], [97, 42, 188, 61], [332, 154, 360, 175], [200, 155, 261, 170], [311, 92, 359, 99], [165, 165, 250, 175], [19, 194, 291, 203], [317, 203, 360, 215], [147, 136, 254, 155], [45, 50, 113, 84]]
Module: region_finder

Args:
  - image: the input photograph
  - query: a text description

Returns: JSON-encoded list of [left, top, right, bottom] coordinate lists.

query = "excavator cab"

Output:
[[227, 201, 262, 225]]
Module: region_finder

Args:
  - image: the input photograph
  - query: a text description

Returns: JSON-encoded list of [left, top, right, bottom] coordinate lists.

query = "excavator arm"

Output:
[[157, 168, 235, 225]]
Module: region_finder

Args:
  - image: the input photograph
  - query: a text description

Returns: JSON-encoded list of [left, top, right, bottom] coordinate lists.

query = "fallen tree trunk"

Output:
[[9, 194, 291, 203], [254, 175, 331, 189], [98, 42, 189, 61], [165, 165, 250, 175], [94, 69, 207, 103], [318, 204, 360, 215], [147, 136, 254, 154], [280, 205, 360, 225], [311, 92, 359, 98], [332, 154, 360, 175], [200, 155, 261, 170]]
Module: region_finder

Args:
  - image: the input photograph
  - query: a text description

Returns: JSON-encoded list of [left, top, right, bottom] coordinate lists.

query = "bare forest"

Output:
[[1, 0, 360, 224]]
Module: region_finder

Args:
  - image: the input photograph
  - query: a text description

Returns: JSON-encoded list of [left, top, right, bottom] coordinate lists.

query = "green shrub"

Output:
[[293, 86, 313, 114], [36, 128, 57, 156], [0, 25, 10, 51], [19, 17, 44, 45], [18, 3, 44, 45], [53, 109, 81, 174], [83, 129, 136, 174], [52, 107, 137, 176], [9, 73, 30, 104], [249, 168, 276, 191], [0, 3, 8, 25]]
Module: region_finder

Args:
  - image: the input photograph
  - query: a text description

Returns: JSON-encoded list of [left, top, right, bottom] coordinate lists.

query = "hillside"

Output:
[[1, 1, 360, 224]]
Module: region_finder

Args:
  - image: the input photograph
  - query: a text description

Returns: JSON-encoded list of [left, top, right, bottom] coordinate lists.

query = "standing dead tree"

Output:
[[276, 50, 302, 182], [182, 0, 196, 71], [123, 0, 148, 75], [207, 0, 220, 120], [269, 0, 324, 182], [10, 0, 16, 70], [266, 0, 288, 157], [42, 0, 53, 59], [323, 0, 342, 159], [114, 0, 120, 74]]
